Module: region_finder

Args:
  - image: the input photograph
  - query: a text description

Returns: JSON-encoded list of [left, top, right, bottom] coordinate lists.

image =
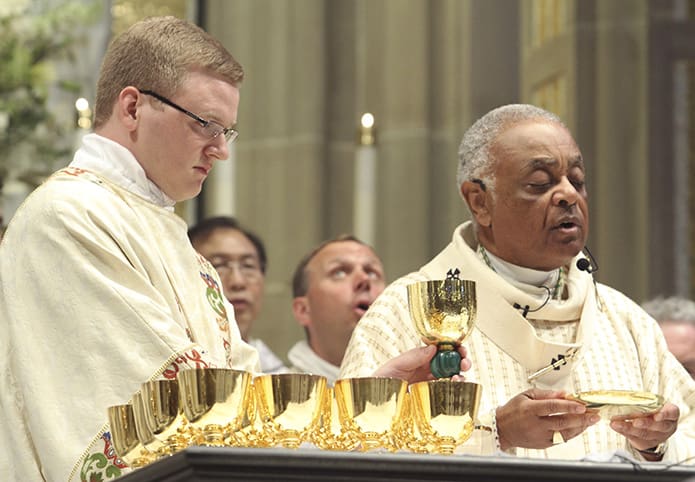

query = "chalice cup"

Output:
[[139, 379, 189, 454], [177, 368, 252, 447], [409, 380, 482, 454], [314, 386, 359, 451], [131, 392, 167, 458], [107, 403, 154, 468], [334, 377, 409, 452], [407, 276, 476, 378], [253, 373, 327, 448]]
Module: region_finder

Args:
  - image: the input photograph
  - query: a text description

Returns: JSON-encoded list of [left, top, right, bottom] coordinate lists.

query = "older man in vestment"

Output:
[[341, 104, 695, 463]]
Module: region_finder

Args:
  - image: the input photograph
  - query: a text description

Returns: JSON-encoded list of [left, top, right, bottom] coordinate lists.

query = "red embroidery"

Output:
[[161, 349, 210, 378], [62, 167, 88, 177], [103, 432, 128, 469]]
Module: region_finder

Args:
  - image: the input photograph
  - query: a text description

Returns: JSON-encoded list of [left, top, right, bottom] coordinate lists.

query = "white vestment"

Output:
[[250, 338, 288, 374], [340, 222, 695, 462], [0, 134, 259, 481], [287, 340, 341, 385]]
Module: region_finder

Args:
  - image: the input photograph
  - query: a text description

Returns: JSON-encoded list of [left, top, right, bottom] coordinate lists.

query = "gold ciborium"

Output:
[[107, 403, 155, 468], [333, 377, 409, 451], [177, 368, 252, 447], [139, 379, 189, 454], [407, 271, 476, 378], [253, 373, 327, 448], [408, 380, 482, 454]]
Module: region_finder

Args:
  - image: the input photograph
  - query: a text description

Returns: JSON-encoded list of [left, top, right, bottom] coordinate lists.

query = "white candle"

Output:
[[203, 141, 236, 217], [353, 113, 376, 244]]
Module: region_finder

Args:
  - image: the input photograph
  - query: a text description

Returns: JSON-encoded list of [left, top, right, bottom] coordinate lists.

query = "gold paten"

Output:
[[567, 390, 665, 420]]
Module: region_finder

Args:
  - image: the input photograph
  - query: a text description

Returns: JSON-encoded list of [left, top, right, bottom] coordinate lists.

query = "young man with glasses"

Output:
[[0, 16, 257, 481]]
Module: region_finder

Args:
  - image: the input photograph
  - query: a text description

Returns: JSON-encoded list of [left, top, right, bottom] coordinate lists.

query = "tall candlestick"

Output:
[[354, 113, 377, 245]]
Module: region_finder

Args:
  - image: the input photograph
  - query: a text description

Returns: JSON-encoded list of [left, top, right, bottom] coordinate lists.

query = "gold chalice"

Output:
[[107, 403, 154, 468], [333, 377, 409, 451], [407, 272, 476, 378], [408, 380, 482, 454], [139, 379, 189, 454], [131, 391, 167, 459], [314, 386, 359, 451], [253, 373, 327, 448], [177, 368, 252, 447]]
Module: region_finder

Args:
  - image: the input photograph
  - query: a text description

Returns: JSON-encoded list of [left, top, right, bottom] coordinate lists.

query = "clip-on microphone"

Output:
[[576, 246, 599, 274]]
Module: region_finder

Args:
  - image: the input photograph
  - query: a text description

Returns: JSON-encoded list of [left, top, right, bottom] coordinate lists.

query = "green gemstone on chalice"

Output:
[[430, 345, 461, 379]]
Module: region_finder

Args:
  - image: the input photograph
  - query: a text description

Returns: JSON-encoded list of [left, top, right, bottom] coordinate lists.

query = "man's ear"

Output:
[[117, 87, 142, 131], [461, 181, 492, 227], [291, 297, 311, 328]]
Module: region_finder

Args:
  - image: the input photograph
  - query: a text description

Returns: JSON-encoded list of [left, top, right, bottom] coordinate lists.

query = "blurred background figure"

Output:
[[188, 216, 287, 373], [288, 235, 385, 384], [642, 295, 695, 378]]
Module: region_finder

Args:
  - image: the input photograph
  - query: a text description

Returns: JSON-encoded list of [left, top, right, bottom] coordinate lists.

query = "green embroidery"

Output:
[[80, 453, 122, 482], [206, 286, 227, 317]]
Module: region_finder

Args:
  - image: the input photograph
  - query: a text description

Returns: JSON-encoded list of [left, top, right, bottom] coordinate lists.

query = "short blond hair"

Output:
[[93, 16, 243, 128]]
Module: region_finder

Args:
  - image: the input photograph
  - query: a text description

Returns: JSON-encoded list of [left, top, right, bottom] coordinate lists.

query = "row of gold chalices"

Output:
[[108, 372, 482, 468], [108, 277, 480, 466]]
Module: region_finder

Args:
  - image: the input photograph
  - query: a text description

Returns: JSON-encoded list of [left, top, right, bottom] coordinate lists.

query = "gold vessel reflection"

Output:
[[409, 380, 482, 454], [139, 379, 189, 454], [334, 377, 409, 451], [407, 277, 476, 378], [107, 403, 154, 468], [131, 391, 167, 458], [253, 373, 327, 448], [177, 368, 252, 446]]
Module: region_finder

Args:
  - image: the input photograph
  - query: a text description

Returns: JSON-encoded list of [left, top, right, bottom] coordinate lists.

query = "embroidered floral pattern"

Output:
[[200, 271, 227, 318], [78, 432, 124, 482], [194, 253, 233, 363]]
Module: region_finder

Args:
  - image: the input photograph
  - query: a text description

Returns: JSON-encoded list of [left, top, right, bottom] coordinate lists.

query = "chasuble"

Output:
[[0, 134, 259, 481], [340, 222, 695, 462]]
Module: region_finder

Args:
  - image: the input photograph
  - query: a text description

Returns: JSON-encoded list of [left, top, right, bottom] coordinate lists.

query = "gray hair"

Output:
[[642, 296, 695, 324], [456, 104, 564, 193]]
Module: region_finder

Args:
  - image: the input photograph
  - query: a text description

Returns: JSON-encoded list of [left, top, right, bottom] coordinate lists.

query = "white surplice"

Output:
[[0, 134, 259, 481], [340, 222, 695, 462], [287, 340, 341, 386]]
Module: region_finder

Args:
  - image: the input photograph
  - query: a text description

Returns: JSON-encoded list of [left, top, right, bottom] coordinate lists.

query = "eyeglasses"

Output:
[[211, 258, 263, 280], [140, 90, 239, 142]]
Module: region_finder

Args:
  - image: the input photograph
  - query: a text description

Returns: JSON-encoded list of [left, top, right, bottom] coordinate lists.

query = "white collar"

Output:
[[69, 133, 176, 210], [482, 247, 560, 295]]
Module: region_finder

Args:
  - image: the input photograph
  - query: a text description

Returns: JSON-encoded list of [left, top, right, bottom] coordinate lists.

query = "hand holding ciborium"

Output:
[[407, 269, 476, 378]]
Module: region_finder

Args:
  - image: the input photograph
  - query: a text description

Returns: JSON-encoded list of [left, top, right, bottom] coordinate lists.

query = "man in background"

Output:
[[189, 216, 287, 373], [642, 296, 695, 378], [288, 235, 385, 384]]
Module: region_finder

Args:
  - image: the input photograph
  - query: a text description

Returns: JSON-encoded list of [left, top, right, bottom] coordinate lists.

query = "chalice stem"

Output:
[[430, 344, 461, 379]]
